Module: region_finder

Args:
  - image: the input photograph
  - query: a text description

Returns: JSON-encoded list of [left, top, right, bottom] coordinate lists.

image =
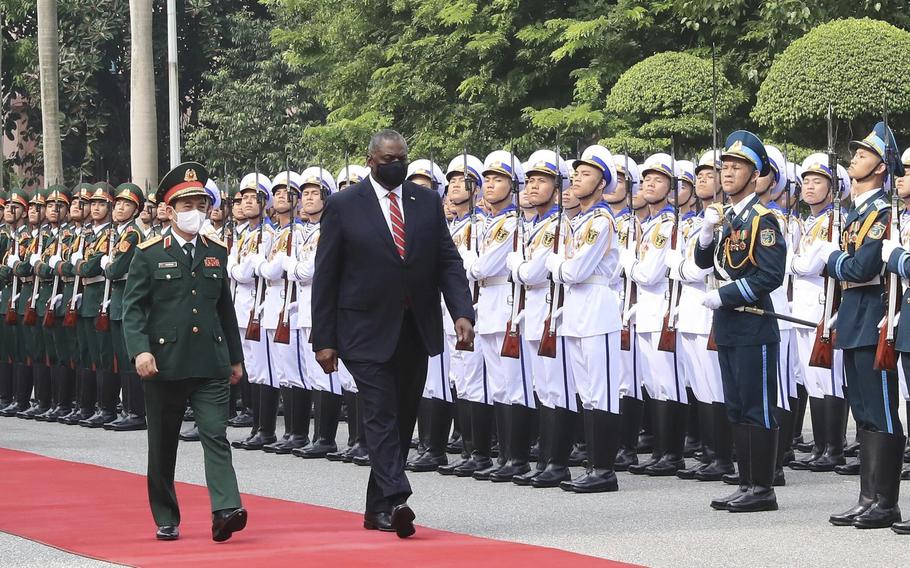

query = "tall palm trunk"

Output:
[[37, 0, 63, 186], [129, 0, 158, 191]]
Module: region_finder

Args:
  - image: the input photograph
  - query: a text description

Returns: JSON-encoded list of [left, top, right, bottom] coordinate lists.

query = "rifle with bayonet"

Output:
[[658, 137, 681, 352], [501, 149, 525, 359], [874, 104, 899, 372], [620, 148, 637, 351], [809, 104, 841, 369], [539, 143, 564, 358], [246, 166, 266, 341], [23, 218, 45, 326], [274, 156, 295, 345], [456, 148, 477, 352], [43, 197, 65, 328]]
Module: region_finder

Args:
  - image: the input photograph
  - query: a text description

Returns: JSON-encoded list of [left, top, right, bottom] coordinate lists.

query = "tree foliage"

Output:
[[753, 18, 910, 148]]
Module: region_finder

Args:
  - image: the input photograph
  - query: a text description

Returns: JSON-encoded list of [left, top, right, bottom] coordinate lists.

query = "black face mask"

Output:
[[374, 160, 408, 189]]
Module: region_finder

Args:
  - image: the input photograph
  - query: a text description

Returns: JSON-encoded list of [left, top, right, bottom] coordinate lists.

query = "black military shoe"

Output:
[[892, 519, 910, 535], [296, 439, 337, 459], [614, 448, 638, 472], [351, 454, 371, 466], [437, 456, 469, 476], [835, 459, 861, 475], [345, 443, 370, 463], [559, 468, 618, 493], [529, 465, 571, 488], [156, 525, 179, 541], [325, 446, 351, 461], [406, 451, 448, 473], [272, 435, 311, 455], [453, 456, 493, 477], [212, 508, 247, 542], [241, 432, 277, 450], [104, 414, 130, 430], [363, 512, 393, 531], [79, 410, 118, 428], [110, 414, 147, 432], [227, 409, 254, 428]]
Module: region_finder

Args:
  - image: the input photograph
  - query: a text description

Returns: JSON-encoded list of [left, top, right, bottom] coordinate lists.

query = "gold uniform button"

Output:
[[192, 308, 198, 314], [191, 289, 197, 296], [159, 338, 165, 345], [192, 326, 199, 334], [217, 336, 222, 342], [191, 271, 196, 277], [165, 274, 171, 280]]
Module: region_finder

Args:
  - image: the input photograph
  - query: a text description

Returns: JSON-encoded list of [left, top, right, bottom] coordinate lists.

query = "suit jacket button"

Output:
[[192, 326, 199, 334], [159, 338, 165, 344]]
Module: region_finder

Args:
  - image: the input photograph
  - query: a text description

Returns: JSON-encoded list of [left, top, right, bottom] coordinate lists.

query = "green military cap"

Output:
[[156, 161, 210, 205], [114, 182, 146, 209], [73, 182, 94, 201], [9, 188, 29, 209], [90, 182, 115, 202], [0, 189, 8, 207], [29, 187, 47, 206], [45, 184, 72, 204]]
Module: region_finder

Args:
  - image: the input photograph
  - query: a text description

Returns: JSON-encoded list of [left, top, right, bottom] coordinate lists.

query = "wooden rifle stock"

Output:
[[24, 228, 43, 326], [4, 276, 17, 326], [245, 218, 266, 342], [538, 286, 562, 358], [274, 220, 296, 345]]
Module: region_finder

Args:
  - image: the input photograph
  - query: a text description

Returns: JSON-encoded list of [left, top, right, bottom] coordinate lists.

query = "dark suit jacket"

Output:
[[311, 178, 474, 363]]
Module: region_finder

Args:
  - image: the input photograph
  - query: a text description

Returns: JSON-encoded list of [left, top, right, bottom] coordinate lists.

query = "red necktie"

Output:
[[388, 192, 406, 258]]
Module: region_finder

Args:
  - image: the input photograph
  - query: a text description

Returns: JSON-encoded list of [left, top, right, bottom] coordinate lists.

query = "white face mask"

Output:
[[174, 209, 206, 235]]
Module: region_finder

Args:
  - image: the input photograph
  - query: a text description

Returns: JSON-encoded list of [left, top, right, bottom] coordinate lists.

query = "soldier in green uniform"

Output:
[[0, 189, 30, 416], [59, 183, 96, 424], [33, 185, 72, 421], [15, 189, 48, 419], [0, 190, 12, 410], [72, 183, 120, 427], [122, 162, 246, 542], [104, 183, 148, 432]]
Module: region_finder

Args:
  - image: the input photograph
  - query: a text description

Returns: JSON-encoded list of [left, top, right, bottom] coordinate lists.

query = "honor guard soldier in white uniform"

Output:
[[287, 167, 347, 460], [622, 152, 688, 477], [404, 159, 458, 472], [607, 154, 645, 470], [668, 156, 732, 481], [228, 172, 276, 450], [696, 130, 786, 513], [457, 150, 527, 479], [894, 148, 910, 486], [437, 154, 487, 476], [543, 144, 624, 492], [506, 149, 572, 486], [254, 170, 314, 455], [787, 154, 849, 473]]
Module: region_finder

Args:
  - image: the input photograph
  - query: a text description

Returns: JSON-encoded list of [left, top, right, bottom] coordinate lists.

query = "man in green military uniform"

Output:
[[15, 189, 47, 419], [0, 190, 13, 410], [122, 162, 247, 542], [105, 183, 147, 432], [72, 183, 119, 427], [0, 189, 30, 416]]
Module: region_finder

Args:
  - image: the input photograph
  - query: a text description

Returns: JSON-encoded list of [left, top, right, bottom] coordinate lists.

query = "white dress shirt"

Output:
[[171, 231, 198, 260], [369, 174, 405, 236]]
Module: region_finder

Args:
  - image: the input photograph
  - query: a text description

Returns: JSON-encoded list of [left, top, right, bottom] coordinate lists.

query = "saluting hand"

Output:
[[136, 352, 159, 379]]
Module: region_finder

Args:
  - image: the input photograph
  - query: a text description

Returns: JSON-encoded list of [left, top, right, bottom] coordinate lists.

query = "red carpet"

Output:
[[0, 448, 639, 567]]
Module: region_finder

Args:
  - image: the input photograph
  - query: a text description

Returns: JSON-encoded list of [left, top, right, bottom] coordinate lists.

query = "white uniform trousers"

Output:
[[270, 329, 307, 389], [679, 332, 724, 404], [477, 332, 535, 408], [338, 360, 357, 393], [900, 360, 909, 401], [422, 340, 453, 402], [525, 337, 576, 411], [618, 325, 642, 401], [565, 333, 621, 414], [793, 327, 845, 399], [447, 334, 488, 404], [637, 331, 687, 403], [243, 331, 278, 388], [302, 328, 342, 394]]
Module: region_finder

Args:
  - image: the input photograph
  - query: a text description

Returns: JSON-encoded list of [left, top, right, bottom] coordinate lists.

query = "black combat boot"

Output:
[[560, 409, 621, 493], [240, 384, 279, 449]]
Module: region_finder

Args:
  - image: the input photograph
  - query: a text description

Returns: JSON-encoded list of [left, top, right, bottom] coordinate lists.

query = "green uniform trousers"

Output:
[[143, 377, 241, 526]]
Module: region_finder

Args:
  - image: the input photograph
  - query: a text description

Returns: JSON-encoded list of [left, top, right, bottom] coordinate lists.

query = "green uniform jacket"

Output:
[[13, 227, 36, 314], [122, 232, 243, 381], [0, 229, 10, 314], [74, 223, 111, 318], [104, 221, 143, 321]]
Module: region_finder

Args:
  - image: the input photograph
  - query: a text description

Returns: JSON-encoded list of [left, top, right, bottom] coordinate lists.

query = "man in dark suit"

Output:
[[312, 130, 474, 538]]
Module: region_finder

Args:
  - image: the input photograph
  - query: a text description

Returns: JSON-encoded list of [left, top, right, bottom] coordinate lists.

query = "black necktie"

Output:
[[183, 242, 194, 263]]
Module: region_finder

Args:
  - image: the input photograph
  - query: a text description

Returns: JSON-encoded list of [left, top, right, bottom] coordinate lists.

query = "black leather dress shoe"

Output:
[[363, 512, 394, 531], [179, 426, 200, 442], [390, 504, 416, 538], [212, 508, 247, 542], [892, 519, 910, 535], [104, 414, 129, 430], [406, 451, 448, 472], [835, 459, 861, 475], [156, 525, 179, 540], [227, 410, 254, 428], [80, 410, 118, 428], [351, 454, 371, 466], [111, 414, 147, 432], [240, 433, 277, 450]]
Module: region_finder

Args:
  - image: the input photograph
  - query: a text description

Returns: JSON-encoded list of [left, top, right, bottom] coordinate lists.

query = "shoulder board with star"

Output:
[[593, 208, 611, 219], [137, 235, 163, 250], [872, 199, 888, 211]]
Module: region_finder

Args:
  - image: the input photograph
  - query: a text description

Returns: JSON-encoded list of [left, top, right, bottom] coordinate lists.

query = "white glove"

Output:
[[702, 289, 722, 310], [281, 254, 298, 274], [881, 237, 902, 262], [101, 299, 111, 311], [814, 241, 840, 262], [544, 251, 563, 276], [619, 248, 637, 273], [6, 254, 19, 269], [227, 255, 238, 272], [69, 251, 83, 265], [698, 206, 722, 248], [286, 301, 299, 314], [460, 250, 479, 272], [99, 255, 111, 270], [29, 253, 41, 267], [72, 293, 83, 307], [50, 294, 63, 309], [506, 251, 524, 273], [48, 254, 62, 269]]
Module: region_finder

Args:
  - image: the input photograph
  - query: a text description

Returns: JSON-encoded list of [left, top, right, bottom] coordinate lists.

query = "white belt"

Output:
[[82, 276, 105, 285], [524, 282, 548, 291], [114, 277, 127, 282], [580, 275, 610, 286], [842, 276, 881, 291], [479, 276, 509, 287]]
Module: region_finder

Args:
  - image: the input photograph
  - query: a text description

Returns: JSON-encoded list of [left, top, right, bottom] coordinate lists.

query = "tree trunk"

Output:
[[130, 0, 158, 192], [36, 0, 63, 187]]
